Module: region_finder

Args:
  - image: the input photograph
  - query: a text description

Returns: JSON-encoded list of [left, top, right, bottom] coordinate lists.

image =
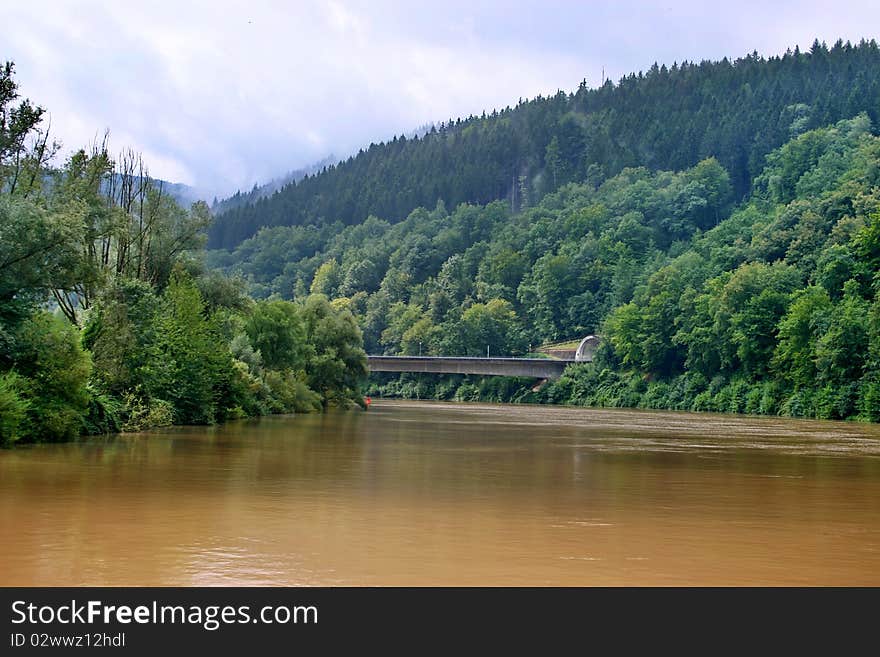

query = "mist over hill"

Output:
[[210, 155, 338, 215]]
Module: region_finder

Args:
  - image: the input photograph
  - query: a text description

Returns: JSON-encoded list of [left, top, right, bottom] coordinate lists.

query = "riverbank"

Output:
[[367, 364, 880, 423]]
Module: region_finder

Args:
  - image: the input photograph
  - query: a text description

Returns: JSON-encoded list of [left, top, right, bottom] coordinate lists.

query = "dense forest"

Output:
[[207, 42, 880, 422], [0, 62, 368, 446], [208, 39, 880, 249]]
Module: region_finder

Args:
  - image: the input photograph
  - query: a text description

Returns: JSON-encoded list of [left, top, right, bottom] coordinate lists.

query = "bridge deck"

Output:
[[367, 355, 575, 379]]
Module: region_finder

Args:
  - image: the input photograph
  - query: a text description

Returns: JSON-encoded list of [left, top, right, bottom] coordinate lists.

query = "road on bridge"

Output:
[[366, 355, 575, 379]]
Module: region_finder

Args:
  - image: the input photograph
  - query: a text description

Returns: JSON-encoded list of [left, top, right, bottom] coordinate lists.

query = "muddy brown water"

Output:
[[2, 400, 879, 585]]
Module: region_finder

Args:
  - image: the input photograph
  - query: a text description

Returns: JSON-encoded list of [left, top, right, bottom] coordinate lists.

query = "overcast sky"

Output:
[[5, 1, 879, 197]]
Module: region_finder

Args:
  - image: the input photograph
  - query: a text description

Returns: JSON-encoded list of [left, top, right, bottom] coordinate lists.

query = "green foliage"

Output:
[[444, 299, 527, 357], [299, 295, 368, 406], [120, 392, 174, 432], [773, 286, 832, 386], [714, 262, 802, 377], [858, 376, 880, 422], [85, 278, 161, 395], [143, 270, 231, 424], [244, 299, 309, 371], [852, 212, 880, 273], [262, 369, 322, 413], [13, 312, 92, 442], [1, 61, 53, 198], [380, 302, 427, 354], [310, 259, 342, 297], [82, 385, 123, 435], [814, 280, 869, 384], [0, 371, 29, 446], [0, 196, 83, 310]]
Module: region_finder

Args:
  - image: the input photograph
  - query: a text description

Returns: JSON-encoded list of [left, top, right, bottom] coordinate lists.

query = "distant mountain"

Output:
[[207, 39, 880, 250], [211, 155, 338, 215], [155, 179, 210, 207], [101, 155, 340, 214]]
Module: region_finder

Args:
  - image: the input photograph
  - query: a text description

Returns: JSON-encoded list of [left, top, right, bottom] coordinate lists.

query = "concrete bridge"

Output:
[[367, 338, 599, 379], [367, 356, 573, 379]]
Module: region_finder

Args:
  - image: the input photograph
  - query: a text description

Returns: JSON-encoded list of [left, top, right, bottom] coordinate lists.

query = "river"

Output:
[[2, 400, 880, 585]]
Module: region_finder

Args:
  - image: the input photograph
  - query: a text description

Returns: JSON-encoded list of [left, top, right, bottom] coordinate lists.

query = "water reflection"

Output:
[[2, 401, 880, 585]]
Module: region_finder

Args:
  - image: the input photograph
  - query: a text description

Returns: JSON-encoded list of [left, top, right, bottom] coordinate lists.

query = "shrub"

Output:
[[0, 371, 29, 446], [691, 390, 714, 412], [780, 390, 806, 417], [744, 385, 763, 415], [263, 370, 322, 413], [812, 385, 836, 419], [758, 381, 783, 415], [726, 380, 751, 414], [14, 312, 92, 442], [640, 382, 671, 409], [121, 392, 174, 432], [858, 378, 880, 422], [83, 385, 123, 435], [833, 382, 859, 420]]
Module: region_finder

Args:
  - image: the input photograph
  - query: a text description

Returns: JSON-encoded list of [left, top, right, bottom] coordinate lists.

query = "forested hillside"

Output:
[[209, 106, 880, 420], [542, 114, 880, 420], [209, 39, 880, 249]]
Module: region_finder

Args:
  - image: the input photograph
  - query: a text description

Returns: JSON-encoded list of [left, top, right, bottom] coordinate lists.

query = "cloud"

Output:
[[4, 1, 879, 196]]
